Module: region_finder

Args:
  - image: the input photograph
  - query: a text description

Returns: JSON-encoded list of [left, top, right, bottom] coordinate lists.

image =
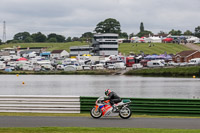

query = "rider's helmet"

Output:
[[105, 89, 111, 96]]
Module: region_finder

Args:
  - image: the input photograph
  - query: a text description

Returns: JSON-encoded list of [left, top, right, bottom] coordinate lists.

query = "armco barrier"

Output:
[[0, 95, 80, 113], [80, 96, 200, 116]]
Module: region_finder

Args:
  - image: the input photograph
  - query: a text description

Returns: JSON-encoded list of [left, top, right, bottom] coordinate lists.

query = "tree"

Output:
[[0, 39, 2, 45], [66, 37, 72, 42], [6, 40, 13, 44], [119, 32, 128, 39], [194, 26, 200, 38], [129, 33, 134, 38], [184, 30, 193, 35], [47, 33, 57, 40], [31, 32, 47, 42], [140, 22, 144, 32], [72, 37, 80, 41], [169, 29, 182, 35], [137, 30, 153, 37], [157, 31, 167, 37], [158, 31, 166, 35], [13, 32, 31, 41], [137, 22, 153, 37], [47, 33, 65, 42], [81, 32, 93, 42], [24, 37, 33, 43], [81, 32, 93, 38], [94, 18, 121, 34], [56, 35, 65, 42], [48, 37, 57, 42]]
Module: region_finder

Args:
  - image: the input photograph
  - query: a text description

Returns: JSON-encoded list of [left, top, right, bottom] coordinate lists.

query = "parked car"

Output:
[[107, 64, 115, 70], [132, 63, 143, 69], [57, 64, 65, 70], [82, 65, 91, 70], [168, 61, 180, 66], [179, 62, 188, 67], [91, 64, 104, 70]]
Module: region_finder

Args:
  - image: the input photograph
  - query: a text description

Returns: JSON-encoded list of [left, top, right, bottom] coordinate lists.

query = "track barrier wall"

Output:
[[1, 95, 200, 116], [80, 96, 200, 116], [0, 95, 80, 113]]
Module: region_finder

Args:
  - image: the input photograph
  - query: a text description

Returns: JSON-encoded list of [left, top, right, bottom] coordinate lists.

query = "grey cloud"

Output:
[[0, 0, 200, 40]]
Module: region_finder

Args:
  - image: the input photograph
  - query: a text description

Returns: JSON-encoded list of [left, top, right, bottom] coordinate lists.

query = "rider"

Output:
[[105, 89, 121, 112]]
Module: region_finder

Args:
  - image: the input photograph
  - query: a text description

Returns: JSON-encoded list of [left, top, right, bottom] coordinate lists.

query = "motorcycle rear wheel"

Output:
[[90, 107, 102, 119], [119, 106, 132, 119]]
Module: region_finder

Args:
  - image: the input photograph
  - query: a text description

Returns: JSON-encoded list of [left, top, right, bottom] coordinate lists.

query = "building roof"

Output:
[[20, 49, 41, 55], [175, 50, 198, 57], [70, 46, 90, 49], [94, 33, 118, 37], [40, 52, 51, 56], [51, 50, 64, 54]]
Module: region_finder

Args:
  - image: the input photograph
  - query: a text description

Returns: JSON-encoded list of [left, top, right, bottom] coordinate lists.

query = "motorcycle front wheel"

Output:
[[119, 106, 132, 119], [90, 107, 102, 119]]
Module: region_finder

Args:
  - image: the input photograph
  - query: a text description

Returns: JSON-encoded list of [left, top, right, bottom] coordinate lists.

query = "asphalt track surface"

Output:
[[0, 116, 200, 129]]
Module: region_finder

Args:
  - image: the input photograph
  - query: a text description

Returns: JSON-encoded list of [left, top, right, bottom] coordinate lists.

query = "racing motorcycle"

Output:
[[90, 96, 132, 119]]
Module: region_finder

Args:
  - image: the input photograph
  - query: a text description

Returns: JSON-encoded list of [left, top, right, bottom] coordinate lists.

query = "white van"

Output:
[[147, 60, 166, 68], [114, 62, 126, 69], [188, 58, 200, 65]]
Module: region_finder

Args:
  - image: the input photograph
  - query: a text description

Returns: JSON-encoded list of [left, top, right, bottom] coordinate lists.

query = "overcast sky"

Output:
[[0, 0, 200, 40]]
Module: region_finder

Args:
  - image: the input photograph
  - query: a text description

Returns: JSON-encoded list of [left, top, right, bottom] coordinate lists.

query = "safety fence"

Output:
[[1, 95, 200, 116], [0, 95, 80, 113], [80, 96, 200, 116]]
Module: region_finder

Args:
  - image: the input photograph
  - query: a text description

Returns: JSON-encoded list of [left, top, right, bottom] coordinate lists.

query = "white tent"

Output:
[[186, 37, 200, 43], [131, 37, 140, 42], [145, 36, 162, 43]]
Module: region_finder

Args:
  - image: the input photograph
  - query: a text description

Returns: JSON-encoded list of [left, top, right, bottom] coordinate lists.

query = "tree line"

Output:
[[1, 18, 200, 44]]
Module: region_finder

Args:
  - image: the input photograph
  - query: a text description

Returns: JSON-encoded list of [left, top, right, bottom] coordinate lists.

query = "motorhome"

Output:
[[64, 65, 77, 71], [188, 58, 200, 65], [36, 60, 54, 70], [147, 60, 166, 67], [22, 64, 34, 71], [0, 61, 6, 70]]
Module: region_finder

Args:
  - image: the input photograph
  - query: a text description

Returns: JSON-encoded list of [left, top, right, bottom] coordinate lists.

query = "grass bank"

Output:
[[0, 42, 191, 55], [125, 66, 200, 77], [119, 43, 190, 55], [0, 42, 88, 52], [0, 70, 115, 75], [0, 127, 200, 133]]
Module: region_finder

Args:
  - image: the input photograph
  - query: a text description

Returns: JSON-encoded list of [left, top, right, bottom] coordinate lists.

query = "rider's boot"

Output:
[[112, 104, 117, 112]]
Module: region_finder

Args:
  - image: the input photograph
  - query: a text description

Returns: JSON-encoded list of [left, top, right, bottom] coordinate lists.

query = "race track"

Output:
[[0, 116, 200, 129]]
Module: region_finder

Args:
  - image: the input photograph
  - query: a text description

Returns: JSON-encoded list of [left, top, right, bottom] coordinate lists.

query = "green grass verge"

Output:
[[125, 66, 200, 77], [0, 127, 200, 133]]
